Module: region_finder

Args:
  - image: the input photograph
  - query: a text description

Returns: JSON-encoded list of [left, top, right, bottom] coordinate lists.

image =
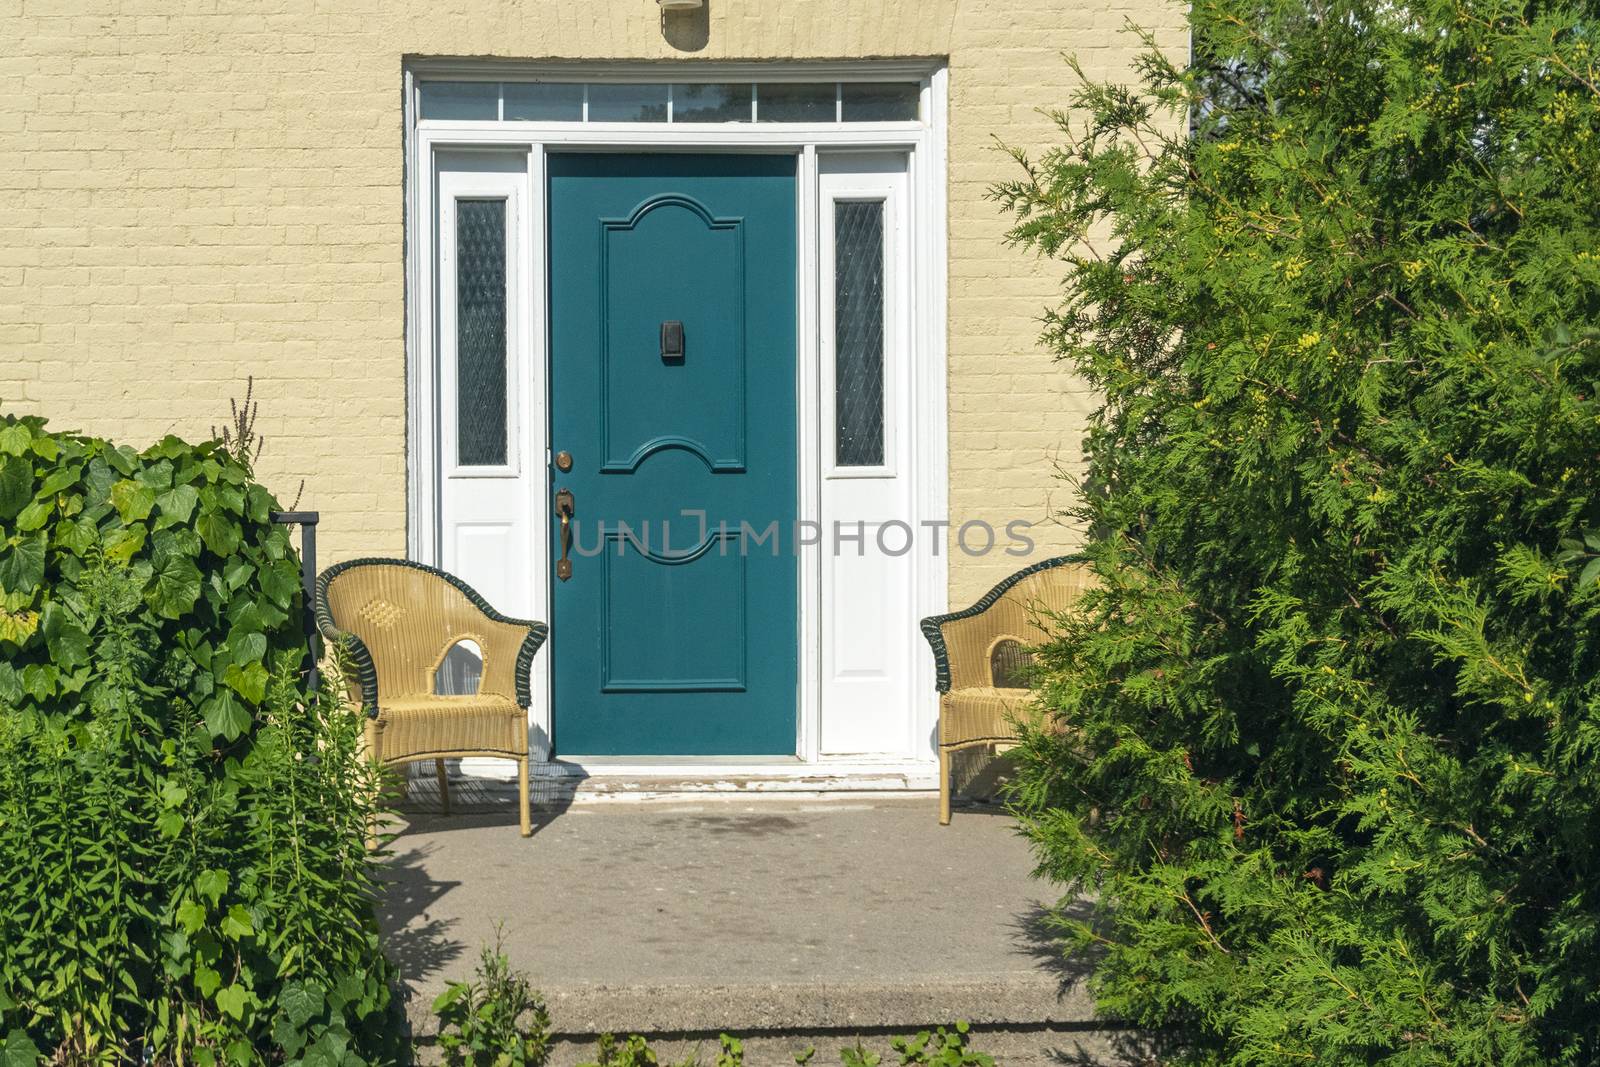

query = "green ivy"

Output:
[[0, 413, 399, 1065]]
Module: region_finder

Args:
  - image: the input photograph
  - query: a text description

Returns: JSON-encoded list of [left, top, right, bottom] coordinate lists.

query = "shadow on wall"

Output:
[[661, 1, 710, 52]]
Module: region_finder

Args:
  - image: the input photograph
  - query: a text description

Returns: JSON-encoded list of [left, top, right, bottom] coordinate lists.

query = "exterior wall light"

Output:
[[658, 0, 704, 9]]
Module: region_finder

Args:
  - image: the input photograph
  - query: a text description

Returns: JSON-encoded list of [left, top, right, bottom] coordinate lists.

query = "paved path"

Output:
[[377, 789, 1144, 1064]]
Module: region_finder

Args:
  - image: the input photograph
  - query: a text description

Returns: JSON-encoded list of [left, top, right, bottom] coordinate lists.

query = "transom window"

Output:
[[418, 80, 922, 124]]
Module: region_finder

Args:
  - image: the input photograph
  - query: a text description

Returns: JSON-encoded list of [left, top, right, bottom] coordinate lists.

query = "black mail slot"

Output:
[[660, 320, 685, 362]]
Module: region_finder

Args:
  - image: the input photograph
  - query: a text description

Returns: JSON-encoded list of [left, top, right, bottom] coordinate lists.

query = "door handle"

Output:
[[555, 488, 575, 582]]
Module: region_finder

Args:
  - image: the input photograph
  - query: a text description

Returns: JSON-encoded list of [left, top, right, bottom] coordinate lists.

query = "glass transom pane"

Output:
[[757, 82, 836, 122], [674, 83, 752, 122], [841, 82, 920, 122], [587, 83, 668, 122], [456, 199, 509, 467], [420, 81, 498, 121], [833, 200, 886, 468], [503, 82, 583, 121]]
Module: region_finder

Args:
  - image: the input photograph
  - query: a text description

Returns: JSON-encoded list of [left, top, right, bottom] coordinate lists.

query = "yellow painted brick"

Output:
[[1, 0, 1184, 605]]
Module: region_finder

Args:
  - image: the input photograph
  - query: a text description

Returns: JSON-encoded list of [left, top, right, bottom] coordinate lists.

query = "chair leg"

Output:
[[435, 758, 450, 816], [518, 757, 532, 838], [939, 748, 952, 826], [365, 719, 386, 852]]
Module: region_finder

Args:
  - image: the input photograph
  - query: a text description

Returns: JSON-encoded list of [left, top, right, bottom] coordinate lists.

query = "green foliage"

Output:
[[577, 1027, 988, 1067], [433, 936, 551, 1067], [886, 1022, 992, 1066], [0, 413, 398, 1064], [993, 0, 1600, 1063]]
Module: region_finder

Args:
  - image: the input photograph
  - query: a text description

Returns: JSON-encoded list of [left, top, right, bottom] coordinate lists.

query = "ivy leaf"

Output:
[[0, 423, 32, 457], [146, 553, 202, 620], [156, 810, 184, 838], [215, 983, 249, 1020], [226, 630, 268, 667], [110, 480, 157, 523], [245, 483, 273, 524], [2, 1028, 41, 1067], [0, 663, 22, 703], [20, 664, 56, 703], [202, 689, 251, 741], [222, 662, 269, 705], [194, 966, 222, 998], [40, 603, 90, 671], [0, 456, 31, 521], [152, 527, 201, 566], [176, 900, 208, 935], [220, 905, 253, 941], [0, 609, 38, 646], [0, 535, 46, 596], [154, 484, 199, 528], [38, 467, 81, 497], [195, 869, 228, 905], [102, 525, 147, 564], [260, 560, 300, 609], [14, 499, 53, 532], [55, 519, 95, 557], [280, 980, 325, 1028], [196, 511, 242, 557]]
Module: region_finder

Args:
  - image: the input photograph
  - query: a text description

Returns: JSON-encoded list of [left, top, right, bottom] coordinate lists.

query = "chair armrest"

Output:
[[314, 615, 380, 717], [921, 556, 1087, 694], [920, 611, 997, 694], [477, 616, 550, 709]]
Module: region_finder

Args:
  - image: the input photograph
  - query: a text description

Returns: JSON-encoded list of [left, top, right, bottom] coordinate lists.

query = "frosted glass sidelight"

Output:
[[456, 199, 509, 467], [833, 201, 886, 467]]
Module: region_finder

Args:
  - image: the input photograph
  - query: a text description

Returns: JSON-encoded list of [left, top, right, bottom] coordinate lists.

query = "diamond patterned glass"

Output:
[[456, 199, 508, 467], [833, 200, 886, 467]]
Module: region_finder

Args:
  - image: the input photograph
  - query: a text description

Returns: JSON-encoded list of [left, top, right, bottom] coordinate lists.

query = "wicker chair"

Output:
[[920, 556, 1096, 824], [315, 558, 549, 837]]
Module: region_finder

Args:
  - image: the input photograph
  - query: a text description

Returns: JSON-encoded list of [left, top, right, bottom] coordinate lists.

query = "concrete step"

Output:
[[382, 795, 1137, 1064]]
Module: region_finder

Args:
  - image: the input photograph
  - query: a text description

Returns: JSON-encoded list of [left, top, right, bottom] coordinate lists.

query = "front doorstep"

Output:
[[449, 755, 938, 800]]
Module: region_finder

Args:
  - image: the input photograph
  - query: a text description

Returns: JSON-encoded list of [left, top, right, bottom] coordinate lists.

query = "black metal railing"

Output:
[[270, 511, 320, 691]]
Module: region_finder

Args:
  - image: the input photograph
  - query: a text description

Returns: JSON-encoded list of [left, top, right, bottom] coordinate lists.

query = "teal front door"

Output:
[[548, 154, 798, 756]]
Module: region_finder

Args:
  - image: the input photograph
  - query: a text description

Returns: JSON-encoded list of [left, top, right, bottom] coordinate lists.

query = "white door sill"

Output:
[[450, 755, 939, 796]]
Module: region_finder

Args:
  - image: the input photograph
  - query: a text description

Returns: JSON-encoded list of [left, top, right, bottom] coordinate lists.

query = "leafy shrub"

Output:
[[994, 0, 1600, 1063], [433, 937, 550, 1067], [0, 413, 398, 1064], [578, 1026, 989, 1067]]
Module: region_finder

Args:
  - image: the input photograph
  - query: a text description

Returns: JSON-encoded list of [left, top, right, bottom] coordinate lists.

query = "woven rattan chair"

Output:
[[315, 558, 549, 837], [920, 556, 1096, 824]]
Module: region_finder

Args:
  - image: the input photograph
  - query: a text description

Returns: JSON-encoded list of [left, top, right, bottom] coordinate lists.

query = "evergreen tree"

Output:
[[994, 0, 1600, 1061]]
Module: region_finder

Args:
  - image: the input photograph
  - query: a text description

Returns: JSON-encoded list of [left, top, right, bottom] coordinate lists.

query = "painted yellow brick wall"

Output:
[[0, 0, 1184, 607]]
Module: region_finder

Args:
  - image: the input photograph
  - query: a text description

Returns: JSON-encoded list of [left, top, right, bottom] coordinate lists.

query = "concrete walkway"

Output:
[[377, 784, 1149, 1065]]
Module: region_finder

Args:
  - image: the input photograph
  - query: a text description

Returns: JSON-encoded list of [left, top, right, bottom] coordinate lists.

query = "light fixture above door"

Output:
[[657, 0, 704, 9]]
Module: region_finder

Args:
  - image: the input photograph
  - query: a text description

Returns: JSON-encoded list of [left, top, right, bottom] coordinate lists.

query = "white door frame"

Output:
[[404, 62, 949, 778]]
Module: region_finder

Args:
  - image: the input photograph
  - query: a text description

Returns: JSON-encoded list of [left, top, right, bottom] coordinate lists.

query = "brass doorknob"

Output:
[[555, 450, 573, 472]]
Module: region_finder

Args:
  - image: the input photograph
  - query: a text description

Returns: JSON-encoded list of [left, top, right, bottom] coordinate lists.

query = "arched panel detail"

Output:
[[597, 193, 748, 474]]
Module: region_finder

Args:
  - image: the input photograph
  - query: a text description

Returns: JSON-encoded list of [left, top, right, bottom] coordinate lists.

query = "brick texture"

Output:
[[0, 0, 1185, 606]]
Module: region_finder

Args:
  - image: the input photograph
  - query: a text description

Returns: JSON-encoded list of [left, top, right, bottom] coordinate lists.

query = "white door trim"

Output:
[[404, 64, 949, 776]]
